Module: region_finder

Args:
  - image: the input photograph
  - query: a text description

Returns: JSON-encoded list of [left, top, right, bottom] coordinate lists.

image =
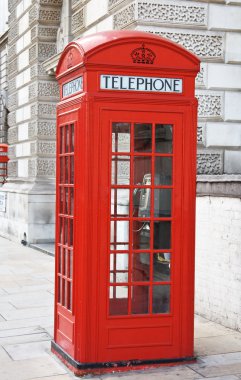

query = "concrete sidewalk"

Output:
[[0, 237, 241, 380]]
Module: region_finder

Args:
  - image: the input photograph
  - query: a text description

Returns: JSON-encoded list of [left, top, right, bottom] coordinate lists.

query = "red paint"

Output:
[[54, 31, 200, 372], [0, 144, 8, 185]]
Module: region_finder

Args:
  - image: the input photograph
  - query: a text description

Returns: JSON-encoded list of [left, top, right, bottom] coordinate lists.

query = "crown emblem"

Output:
[[131, 43, 156, 64], [67, 49, 73, 69]]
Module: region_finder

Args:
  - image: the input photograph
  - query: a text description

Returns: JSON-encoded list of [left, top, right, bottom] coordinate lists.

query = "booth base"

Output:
[[51, 341, 196, 377]]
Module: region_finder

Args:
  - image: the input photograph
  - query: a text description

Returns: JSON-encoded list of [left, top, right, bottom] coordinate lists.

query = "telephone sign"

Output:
[[53, 31, 200, 376], [100, 74, 183, 93]]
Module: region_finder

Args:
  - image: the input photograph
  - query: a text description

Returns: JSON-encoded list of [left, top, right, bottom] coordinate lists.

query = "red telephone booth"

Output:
[[0, 144, 8, 186], [53, 31, 200, 375]]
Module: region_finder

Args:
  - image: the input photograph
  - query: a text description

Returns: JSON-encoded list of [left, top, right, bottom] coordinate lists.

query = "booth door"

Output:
[[98, 108, 186, 362]]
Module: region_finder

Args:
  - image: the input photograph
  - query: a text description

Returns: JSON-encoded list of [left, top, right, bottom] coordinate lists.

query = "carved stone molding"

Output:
[[28, 159, 37, 177], [8, 145, 16, 159], [8, 127, 18, 144], [195, 64, 206, 88], [142, 28, 224, 60], [8, 24, 18, 43], [8, 160, 18, 177], [31, 26, 38, 41], [8, 112, 16, 127], [39, 0, 62, 5], [38, 43, 57, 61], [197, 123, 206, 146], [197, 151, 223, 175], [8, 0, 18, 13], [29, 5, 38, 25], [29, 45, 37, 62], [72, 8, 85, 34], [37, 158, 56, 176], [8, 94, 17, 111], [9, 9, 17, 25], [38, 26, 58, 40], [8, 44, 17, 60], [29, 121, 56, 139], [8, 58, 18, 77], [196, 91, 223, 120], [109, 0, 128, 9], [137, 1, 207, 26], [39, 8, 61, 24], [31, 103, 57, 118], [37, 141, 56, 155], [113, 3, 135, 29], [8, 78, 16, 95], [38, 82, 60, 98], [114, 1, 208, 30]]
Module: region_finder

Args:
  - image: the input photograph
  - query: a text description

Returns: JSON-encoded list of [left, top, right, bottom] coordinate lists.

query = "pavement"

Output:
[[0, 236, 241, 380]]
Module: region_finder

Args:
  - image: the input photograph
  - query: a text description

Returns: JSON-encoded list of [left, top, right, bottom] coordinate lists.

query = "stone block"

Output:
[[16, 142, 31, 157], [18, 86, 29, 106], [226, 32, 241, 63], [16, 105, 31, 123], [197, 150, 223, 175], [16, 68, 31, 89], [97, 15, 113, 31], [196, 91, 223, 120], [207, 63, 241, 90], [86, 0, 108, 27], [18, 158, 29, 177], [138, 26, 224, 61], [72, 8, 85, 34], [224, 150, 241, 173], [206, 122, 241, 147], [18, 123, 29, 141], [224, 91, 241, 121], [19, 12, 29, 35], [209, 4, 241, 30]]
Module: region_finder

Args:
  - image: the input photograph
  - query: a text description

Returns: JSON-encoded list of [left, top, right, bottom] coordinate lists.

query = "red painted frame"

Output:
[[0, 144, 9, 185], [54, 31, 199, 372]]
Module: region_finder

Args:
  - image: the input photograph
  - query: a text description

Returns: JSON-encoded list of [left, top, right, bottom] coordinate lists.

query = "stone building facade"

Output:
[[0, 0, 241, 330]]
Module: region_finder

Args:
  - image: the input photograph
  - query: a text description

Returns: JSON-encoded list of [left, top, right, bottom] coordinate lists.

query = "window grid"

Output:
[[109, 122, 173, 316], [57, 124, 74, 312]]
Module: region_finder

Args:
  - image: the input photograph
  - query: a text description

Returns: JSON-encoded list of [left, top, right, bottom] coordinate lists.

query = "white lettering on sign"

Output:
[[62, 76, 83, 97], [0, 192, 6, 212], [100, 75, 182, 93]]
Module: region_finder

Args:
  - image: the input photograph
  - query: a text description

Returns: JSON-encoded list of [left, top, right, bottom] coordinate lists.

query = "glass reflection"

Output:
[[134, 123, 152, 152], [112, 123, 130, 153], [155, 157, 172, 185], [131, 286, 149, 314], [152, 285, 170, 314], [133, 221, 150, 249], [111, 189, 129, 217], [134, 157, 151, 185], [154, 221, 171, 250], [133, 187, 151, 218], [109, 286, 128, 315], [132, 253, 150, 281], [153, 253, 171, 282], [155, 124, 173, 153], [112, 156, 130, 185], [154, 189, 172, 217]]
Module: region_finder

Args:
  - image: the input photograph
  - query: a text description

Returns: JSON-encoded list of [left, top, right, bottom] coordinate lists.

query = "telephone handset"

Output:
[[138, 174, 151, 218]]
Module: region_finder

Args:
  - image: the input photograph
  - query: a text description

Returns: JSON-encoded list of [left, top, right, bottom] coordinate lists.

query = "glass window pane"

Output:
[[110, 221, 129, 250], [134, 158, 151, 185], [111, 189, 129, 217], [131, 286, 149, 314], [153, 253, 171, 282], [70, 124, 74, 152], [112, 156, 130, 185], [154, 221, 171, 250], [60, 127, 64, 154], [155, 124, 173, 153], [133, 221, 150, 250], [70, 156, 74, 184], [65, 125, 70, 153], [154, 189, 172, 217], [70, 188, 74, 216], [110, 253, 129, 270], [112, 123, 130, 153], [152, 285, 170, 314], [155, 157, 172, 185], [109, 286, 128, 315], [133, 187, 151, 218], [132, 253, 150, 281], [134, 123, 152, 152]]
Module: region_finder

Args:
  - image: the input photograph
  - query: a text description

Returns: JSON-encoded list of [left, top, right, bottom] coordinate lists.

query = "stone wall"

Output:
[[0, 32, 8, 144], [196, 195, 241, 331]]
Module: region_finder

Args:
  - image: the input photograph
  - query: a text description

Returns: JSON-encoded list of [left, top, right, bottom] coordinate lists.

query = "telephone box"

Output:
[[53, 31, 200, 375], [0, 144, 8, 186]]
